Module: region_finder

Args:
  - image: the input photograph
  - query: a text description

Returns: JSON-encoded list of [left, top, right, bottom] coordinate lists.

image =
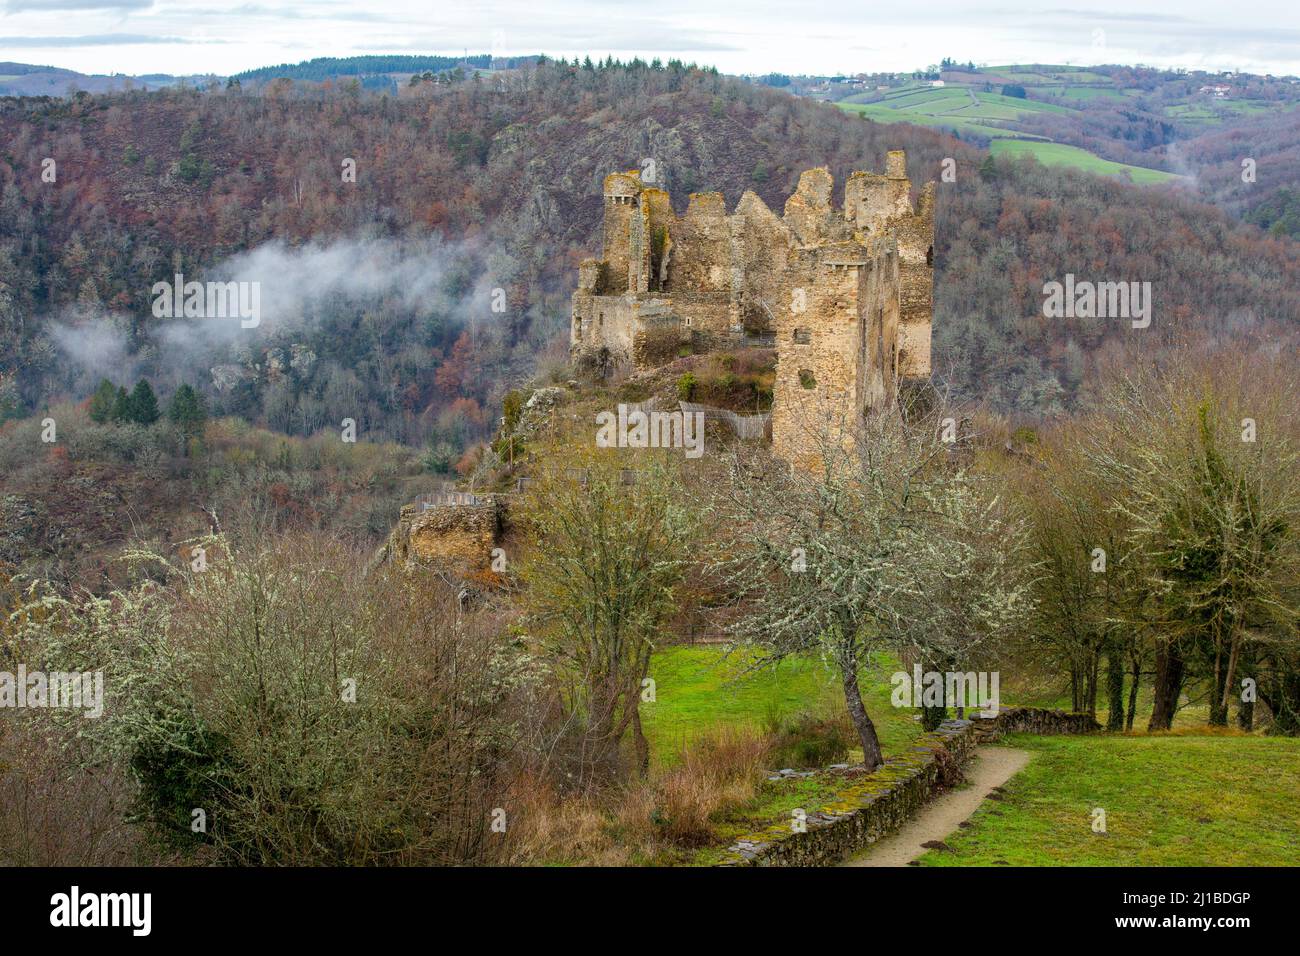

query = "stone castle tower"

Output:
[[571, 150, 934, 468]]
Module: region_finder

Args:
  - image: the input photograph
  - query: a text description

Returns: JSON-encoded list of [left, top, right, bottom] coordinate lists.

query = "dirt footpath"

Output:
[[843, 747, 1031, 867]]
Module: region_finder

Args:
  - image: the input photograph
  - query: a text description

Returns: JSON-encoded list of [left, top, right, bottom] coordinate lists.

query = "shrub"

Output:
[[652, 728, 771, 846], [765, 711, 853, 769], [676, 372, 697, 401], [10, 534, 544, 865]]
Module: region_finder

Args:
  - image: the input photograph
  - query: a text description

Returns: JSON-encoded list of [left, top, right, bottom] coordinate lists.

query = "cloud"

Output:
[[3, 0, 153, 11], [48, 311, 144, 390], [49, 235, 503, 399], [0, 33, 221, 47], [1036, 8, 1197, 24]]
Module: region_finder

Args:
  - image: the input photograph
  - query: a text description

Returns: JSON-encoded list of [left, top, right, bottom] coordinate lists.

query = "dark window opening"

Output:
[[798, 369, 817, 390], [793, 327, 811, 344]]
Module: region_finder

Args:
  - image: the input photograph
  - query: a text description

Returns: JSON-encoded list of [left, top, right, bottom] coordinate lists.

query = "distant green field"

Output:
[[918, 735, 1300, 866], [981, 66, 1109, 84], [1057, 87, 1127, 101], [837, 90, 1060, 141], [839, 102, 1019, 138], [990, 138, 1184, 184], [974, 91, 1071, 114], [1166, 99, 1288, 126]]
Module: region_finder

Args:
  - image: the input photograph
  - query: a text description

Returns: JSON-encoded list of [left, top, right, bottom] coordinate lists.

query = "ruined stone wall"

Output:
[[730, 191, 795, 334], [636, 188, 675, 293], [601, 171, 640, 294], [665, 192, 730, 295], [892, 183, 936, 379], [844, 151, 914, 237], [972, 707, 1102, 739], [665, 293, 732, 338], [717, 719, 978, 866], [855, 243, 901, 414], [382, 499, 502, 574], [782, 167, 836, 245], [573, 294, 647, 366], [770, 253, 863, 471], [572, 153, 935, 467]]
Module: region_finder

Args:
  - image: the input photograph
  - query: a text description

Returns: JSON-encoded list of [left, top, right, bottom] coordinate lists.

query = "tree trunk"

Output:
[[1216, 623, 1242, 727], [1106, 641, 1125, 732], [631, 703, 650, 778], [1208, 639, 1229, 726], [1084, 650, 1099, 716], [1260, 667, 1300, 736], [841, 664, 884, 772], [1148, 641, 1185, 731], [920, 656, 951, 731], [1237, 697, 1254, 732], [1235, 648, 1255, 732], [1126, 660, 1140, 732]]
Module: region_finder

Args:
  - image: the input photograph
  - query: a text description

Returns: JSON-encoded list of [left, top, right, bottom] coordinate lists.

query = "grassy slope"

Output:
[[642, 646, 929, 864], [917, 734, 1300, 866], [839, 101, 1041, 139], [644, 649, 1298, 866], [642, 646, 923, 767], [838, 87, 1181, 183], [990, 139, 1185, 184]]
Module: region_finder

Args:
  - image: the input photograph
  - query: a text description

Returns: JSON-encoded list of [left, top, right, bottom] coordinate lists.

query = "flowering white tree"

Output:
[[718, 404, 1033, 769]]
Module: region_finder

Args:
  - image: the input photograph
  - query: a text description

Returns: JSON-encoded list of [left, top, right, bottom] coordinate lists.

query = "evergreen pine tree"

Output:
[[128, 379, 160, 425], [167, 383, 207, 439], [111, 386, 132, 423], [89, 378, 117, 423]]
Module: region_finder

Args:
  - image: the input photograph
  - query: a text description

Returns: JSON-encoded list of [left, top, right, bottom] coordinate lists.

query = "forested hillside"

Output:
[[1, 59, 1296, 439]]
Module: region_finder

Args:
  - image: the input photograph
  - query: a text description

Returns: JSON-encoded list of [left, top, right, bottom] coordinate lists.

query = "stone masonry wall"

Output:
[[717, 707, 1099, 867], [571, 152, 933, 472]]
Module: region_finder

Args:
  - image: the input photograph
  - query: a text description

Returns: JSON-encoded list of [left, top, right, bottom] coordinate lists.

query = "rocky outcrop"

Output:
[[374, 497, 502, 575]]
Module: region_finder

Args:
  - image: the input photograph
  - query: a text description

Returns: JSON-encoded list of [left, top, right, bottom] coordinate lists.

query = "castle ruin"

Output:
[[570, 150, 934, 468]]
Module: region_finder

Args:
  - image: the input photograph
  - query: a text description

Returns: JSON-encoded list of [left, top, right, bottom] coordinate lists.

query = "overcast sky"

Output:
[[2, 0, 1299, 78]]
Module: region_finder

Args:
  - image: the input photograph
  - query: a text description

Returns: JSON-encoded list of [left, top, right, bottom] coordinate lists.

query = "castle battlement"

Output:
[[571, 151, 935, 468]]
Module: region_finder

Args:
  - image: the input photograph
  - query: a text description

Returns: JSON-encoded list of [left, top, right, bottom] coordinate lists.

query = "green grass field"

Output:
[[839, 86, 1068, 139], [641, 645, 932, 864], [641, 645, 839, 765], [838, 86, 1179, 183], [1057, 87, 1128, 101], [643, 647, 1299, 866], [838, 101, 1044, 139], [990, 139, 1184, 184], [917, 735, 1300, 866], [641, 645, 923, 767]]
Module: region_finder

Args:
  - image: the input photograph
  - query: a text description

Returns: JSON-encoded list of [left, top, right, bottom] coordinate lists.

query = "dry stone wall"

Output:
[[718, 707, 1099, 867]]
